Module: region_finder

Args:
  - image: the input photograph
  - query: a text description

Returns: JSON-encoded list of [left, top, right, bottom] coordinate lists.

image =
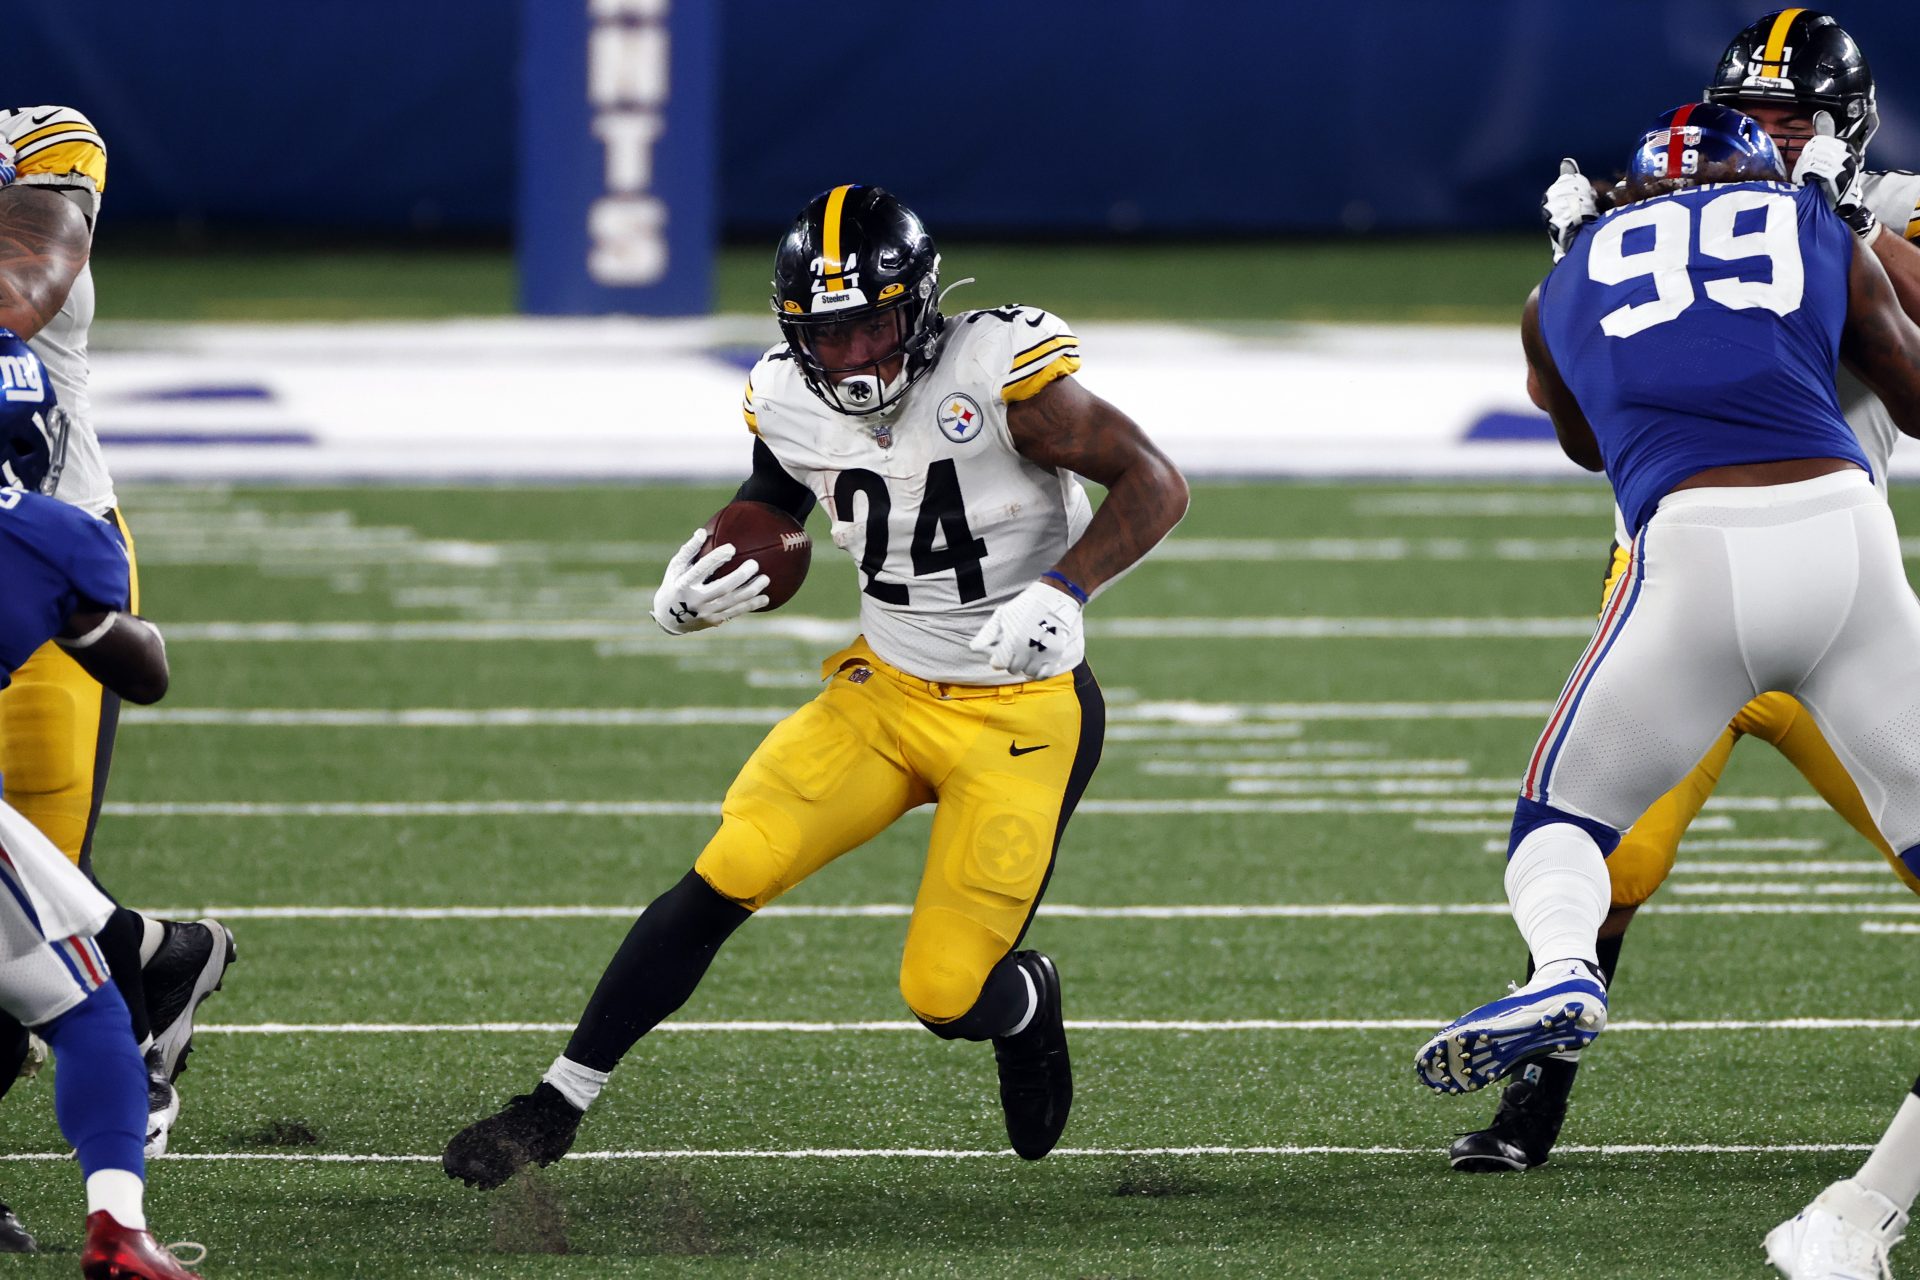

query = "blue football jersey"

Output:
[[0, 491, 130, 682], [1540, 181, 1868, 532]]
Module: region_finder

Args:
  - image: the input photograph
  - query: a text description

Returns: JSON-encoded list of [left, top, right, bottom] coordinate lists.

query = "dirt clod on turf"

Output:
[[632, 1166, 719, 1256], [238, 1118, 322, 1147], [1111, 1157, 1204, 1198], [490, 1170, 570, 1255]]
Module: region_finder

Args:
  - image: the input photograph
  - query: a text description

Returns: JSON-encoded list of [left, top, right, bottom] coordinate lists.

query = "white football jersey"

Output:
[[745, 305, 1094, 685], [0, 105, 113, 516]]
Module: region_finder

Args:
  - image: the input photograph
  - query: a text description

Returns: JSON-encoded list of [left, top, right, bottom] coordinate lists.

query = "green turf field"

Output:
[[0, 480, 1913, 1277], [88, 237, 1546, 325]]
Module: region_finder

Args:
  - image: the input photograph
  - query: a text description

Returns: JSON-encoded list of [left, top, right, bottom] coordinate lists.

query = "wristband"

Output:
[[56, 613, 116, 650], [1041, 571, 1089, 605]]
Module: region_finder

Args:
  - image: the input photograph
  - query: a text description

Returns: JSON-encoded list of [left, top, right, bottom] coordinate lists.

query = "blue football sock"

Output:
[[40, 982, 146, 1179]]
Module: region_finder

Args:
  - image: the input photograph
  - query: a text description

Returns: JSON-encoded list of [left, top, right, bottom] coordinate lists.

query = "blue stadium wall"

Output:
[[9, 1, 1918, 235]]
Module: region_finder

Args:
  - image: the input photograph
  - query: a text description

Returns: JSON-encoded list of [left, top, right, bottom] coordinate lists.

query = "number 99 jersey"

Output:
[[743, 304, 1093, 685], [1541, 181, 1867, 533]]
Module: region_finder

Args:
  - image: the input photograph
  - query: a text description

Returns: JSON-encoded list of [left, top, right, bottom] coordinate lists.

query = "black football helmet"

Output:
[[771, 185, 943, 416], [1706, 9, 1877, 159]]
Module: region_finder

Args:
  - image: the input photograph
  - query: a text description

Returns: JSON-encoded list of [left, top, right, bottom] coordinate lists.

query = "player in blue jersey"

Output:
[[0, 333, 199, 1277], [1415, 104, 1920, 1274]]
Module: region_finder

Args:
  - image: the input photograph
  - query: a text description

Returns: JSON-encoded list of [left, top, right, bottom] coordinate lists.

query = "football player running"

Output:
[[1456, 7, 1920, 1186], [0, 105, 234, 1165], [443, 184, 1188, 1187], [1413, 103, 1920, 1280], [0, 335, 200, 1277]]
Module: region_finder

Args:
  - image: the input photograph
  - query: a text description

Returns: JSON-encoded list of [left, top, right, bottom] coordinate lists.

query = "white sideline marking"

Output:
[[120, 700, 1558, 728], [180, 1018, 1920, 1035], [1671, 862, 1883, 875], [0, 1142, 1878, 1163], [1666, 882, 1906, 896], [157, 617, 1597, 643], [1417, 816, 1741, 836], [1142, 759, 1470, 778], [140, 901, 1920, 922], [1861, 923, 1920, 934]]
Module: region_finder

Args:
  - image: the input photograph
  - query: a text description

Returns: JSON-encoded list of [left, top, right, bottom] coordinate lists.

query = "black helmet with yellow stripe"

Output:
[[1706, 9, 1877, 159], [771, 184, 944, 416]]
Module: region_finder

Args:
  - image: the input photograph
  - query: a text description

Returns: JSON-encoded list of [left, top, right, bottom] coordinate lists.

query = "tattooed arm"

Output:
[[0, 185, 90, 340], [1842, 234, 1920, 439], [1006, 375, 1189, 597]]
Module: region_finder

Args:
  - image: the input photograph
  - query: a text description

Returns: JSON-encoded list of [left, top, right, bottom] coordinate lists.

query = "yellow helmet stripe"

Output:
[[1761, 8, 1805, 74], [821, 184, 854, 289]]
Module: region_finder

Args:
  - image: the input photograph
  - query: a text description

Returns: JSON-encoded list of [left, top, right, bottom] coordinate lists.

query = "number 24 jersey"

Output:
[[743, 305, 1093, 685]]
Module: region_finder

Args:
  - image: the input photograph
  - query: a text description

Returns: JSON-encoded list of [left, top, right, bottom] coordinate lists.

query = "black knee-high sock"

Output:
[[0, 1013, 26, 1103], [919, 953, 1029, 1042], [94, 907, 152, 1046], [563, 870, 751, 1073]]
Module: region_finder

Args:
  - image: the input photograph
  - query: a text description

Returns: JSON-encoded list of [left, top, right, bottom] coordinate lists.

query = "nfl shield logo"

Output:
[[938, 393, 985, 444]]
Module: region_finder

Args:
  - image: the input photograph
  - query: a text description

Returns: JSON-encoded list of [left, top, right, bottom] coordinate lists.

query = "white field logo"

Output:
[[0, 354, 44, 404]]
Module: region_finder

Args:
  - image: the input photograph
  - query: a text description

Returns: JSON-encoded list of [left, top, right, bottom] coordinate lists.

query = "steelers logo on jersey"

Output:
[[937, 392, 986, 444]]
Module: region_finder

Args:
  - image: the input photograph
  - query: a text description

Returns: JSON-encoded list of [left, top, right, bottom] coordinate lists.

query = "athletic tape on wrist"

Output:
[[55, 614, 116, 650]]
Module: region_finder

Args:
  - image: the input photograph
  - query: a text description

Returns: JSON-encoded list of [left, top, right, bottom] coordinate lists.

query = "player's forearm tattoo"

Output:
[[1008, 379, 1190, 594], [0, 186, 89, 340]]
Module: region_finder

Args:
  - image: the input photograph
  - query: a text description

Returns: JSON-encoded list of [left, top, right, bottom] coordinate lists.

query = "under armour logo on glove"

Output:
[[968, 580, 1086, 680], [670, 602, 697, 625]]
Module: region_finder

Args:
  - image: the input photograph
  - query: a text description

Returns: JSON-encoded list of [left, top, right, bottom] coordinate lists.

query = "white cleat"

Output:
[[145, 1048, 180, 1158], [1416, 961, 1607, 1095], [1765, 1178, 1908, 1280]]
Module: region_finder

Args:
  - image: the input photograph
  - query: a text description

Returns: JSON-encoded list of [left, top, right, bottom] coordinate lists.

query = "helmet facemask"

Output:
[[0, 405, 69, 495], [778, 268, 942, 416]]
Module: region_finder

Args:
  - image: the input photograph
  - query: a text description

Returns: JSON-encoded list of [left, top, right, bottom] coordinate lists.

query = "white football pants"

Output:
[[1522, 470, 1920, 865]]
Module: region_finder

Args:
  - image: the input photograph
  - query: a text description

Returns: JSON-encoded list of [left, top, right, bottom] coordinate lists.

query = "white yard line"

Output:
[[0, 1142, 1878, 1163], [139, 901, 1920, 921], [176, 1018, 1920, 1035], [1665, 882, 1907, 896], [120, 700, 1558, 727], [156, 618, 1597, 643], [1861, 922, 1920, 935]]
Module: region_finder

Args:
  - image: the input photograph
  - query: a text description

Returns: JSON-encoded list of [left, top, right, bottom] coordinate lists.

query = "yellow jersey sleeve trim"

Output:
[[1905, 210, 1920, 242], [742, 378, 760, 435], [14, 139, 108, 192], [1001, 353, 1082, 403]]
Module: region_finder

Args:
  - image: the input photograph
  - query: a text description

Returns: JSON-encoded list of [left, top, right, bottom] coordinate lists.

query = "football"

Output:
[[699, 500, 812, 611]]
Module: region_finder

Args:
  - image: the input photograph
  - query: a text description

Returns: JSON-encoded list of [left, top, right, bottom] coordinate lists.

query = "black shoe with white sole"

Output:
[[144, 919, 236, 1084], [992, 951, 1072, 1160]]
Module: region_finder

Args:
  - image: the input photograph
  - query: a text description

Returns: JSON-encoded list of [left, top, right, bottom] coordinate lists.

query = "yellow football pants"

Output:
[[694, 638, 1103, 1027], [1597, 544, 1920, 906], [0, 509, 137, 870]]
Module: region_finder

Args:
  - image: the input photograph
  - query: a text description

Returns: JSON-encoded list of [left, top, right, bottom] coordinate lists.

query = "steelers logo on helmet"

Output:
[[1706, 9, 1878, 161], [770, 184, 946, 418], [1627, 102, 1784, 200], [0, 329, 70, 494]]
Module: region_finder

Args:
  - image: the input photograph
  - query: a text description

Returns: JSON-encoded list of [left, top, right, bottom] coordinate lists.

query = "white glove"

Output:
[[650, 528, 769, 635], [968, 580, 1085, 680], [1543, 158, 1598, 263], [1793, 111, 1878, 240]]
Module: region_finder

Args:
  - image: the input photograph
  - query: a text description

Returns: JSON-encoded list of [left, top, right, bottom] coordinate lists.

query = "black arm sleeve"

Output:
[[734, 437, 816, 521]]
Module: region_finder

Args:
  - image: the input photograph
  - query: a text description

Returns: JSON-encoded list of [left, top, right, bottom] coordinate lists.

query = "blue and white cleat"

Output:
[[1416, 961, 1607, 1095]]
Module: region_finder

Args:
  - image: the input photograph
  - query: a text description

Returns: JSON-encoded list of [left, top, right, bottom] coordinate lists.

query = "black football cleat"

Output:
[[443, 1083, 583, 1189], [0, 1200, 37, 1253], [1448, 1063, 1570, 1173], [993, 951, 1072, 1160], [144, 919, 236, 1084]]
